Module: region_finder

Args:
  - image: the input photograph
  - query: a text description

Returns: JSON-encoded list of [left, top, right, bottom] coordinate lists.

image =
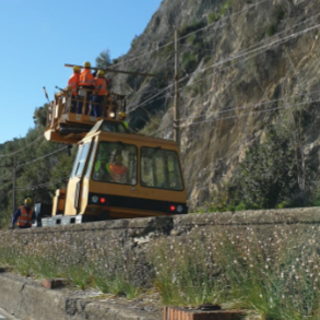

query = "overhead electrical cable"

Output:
[[180, 98, 320, 128], [0, 135, 44, 159], [0, 188, 12, 203], [111, 0, 270, 68], [124, 1, 314, 122], [200, 22, 320, 74], [177, 89, 320, 123], [127, 15, 320, 123], [178, 0, 270, 42], [127, 84, 174, 114], [15, 176, 70, 191], [235, 11, 320, 57], [127, 74, 190, 114], [17, 146, 69, 169], [0, 172, 12, 184]]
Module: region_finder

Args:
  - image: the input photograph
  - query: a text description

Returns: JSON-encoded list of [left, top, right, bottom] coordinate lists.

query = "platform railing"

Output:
[[47, 89, 125, 130]]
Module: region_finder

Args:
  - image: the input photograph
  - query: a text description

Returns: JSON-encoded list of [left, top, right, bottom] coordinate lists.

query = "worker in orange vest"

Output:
[[11, 198, 35, 229], [68, 65, 80, 112], [78, 61, 94, 114], [93, 70, 108, 117], [109, 154, 127, 183]]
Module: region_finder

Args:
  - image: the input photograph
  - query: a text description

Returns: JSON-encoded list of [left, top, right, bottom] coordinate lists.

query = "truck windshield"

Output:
[[90, 120, 127, 134], [141, 147, 183, 191], [92, 141, 137, 185]]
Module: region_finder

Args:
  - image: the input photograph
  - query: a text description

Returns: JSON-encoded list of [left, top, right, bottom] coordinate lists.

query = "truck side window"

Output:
[[85, 142, 97, 179], [141, 147, 183, 191], [74, 143, 90, 177], [70, 145, 83, 178], [92, 142, 137, 185]]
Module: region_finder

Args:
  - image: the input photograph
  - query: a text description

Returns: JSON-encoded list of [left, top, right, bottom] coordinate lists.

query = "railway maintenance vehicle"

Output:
[[37, 64, 188, 226]]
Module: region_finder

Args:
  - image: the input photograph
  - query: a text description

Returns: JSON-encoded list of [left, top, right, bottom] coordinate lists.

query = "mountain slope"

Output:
[[109, 0, 320, 209]]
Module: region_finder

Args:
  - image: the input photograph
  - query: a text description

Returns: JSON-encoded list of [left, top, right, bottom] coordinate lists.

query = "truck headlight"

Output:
[[92, 195, 99, 203]]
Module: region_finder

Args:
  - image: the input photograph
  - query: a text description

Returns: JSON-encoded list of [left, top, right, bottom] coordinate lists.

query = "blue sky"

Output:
[[0, 0, 163, 144]]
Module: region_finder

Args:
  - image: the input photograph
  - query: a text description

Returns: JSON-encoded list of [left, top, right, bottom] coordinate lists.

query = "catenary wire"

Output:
[[17, 146, 69, 169], [177, 88, 320, 123], [111, 0, 269, 68], [124, 7, 320, 124], [127, 74, 190, 114], [180, 98, 320, 128], [200, 22, 320, 74], [127, 15, 320, 123], [161, 19, 320, 122], [0, 135, 44, 159], [178, 0, 270, 42], [0, 188, 12, 203], [0, 172, 12, 184], [15, 176, 70, 191]]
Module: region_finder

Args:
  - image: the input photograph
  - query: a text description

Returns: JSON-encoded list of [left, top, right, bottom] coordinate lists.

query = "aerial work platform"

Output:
[[44, 88, 126, 144]]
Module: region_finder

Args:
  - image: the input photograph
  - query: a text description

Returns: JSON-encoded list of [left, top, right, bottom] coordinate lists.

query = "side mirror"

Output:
[[67, 145, 73, 156]]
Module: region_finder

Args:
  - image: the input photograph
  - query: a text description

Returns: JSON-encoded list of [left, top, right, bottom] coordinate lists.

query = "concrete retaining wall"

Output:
[[0, 208, 320, 286], [0, 207, 320, 319], [0, 273, 161, 320]]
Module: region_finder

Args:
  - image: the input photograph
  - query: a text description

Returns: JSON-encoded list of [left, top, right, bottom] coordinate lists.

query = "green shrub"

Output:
[[179, 20, 206, 39], [152, 228, 320, 318], [234, 202, 246, 211], [131, 35, 140, 48], [182, 51, 198, 72], [275, 201, 291, 209], [188, 34, 197, 44], [188, 82, 206, 98], [152, 236, 219, 306], [266, 5, 286, 37], [208, 12, 219, 25], [233, 126, 298, 209], [94, 273, 140, 299], [139, 111, 165, 136], [274, 5, 286, 22], [266, 25, 275, 36], [220, 0, 233, 16], [0, 246, 140, 299]]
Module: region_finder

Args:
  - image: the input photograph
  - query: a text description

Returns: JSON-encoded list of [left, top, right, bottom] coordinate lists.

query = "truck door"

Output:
[[65, 140, 92, 216]]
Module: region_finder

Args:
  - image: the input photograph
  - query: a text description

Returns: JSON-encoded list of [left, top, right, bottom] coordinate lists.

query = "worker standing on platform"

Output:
[[93, 70, 108, 117], [119, 111, 129, 130], [11, 198, 35, 229], [68, 66, 80, 112], [78, 61, 94, 114]]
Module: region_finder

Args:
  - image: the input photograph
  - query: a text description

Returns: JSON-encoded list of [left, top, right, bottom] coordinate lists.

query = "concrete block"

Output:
[[164, 307, 244, 320], [43, 278, 66, 289]]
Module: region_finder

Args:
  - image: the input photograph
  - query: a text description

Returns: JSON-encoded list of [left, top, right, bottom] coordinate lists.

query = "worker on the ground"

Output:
[[78, 61, 94, 114], [109, 154, 127, 183], [92, 70, 108, 117], [11, 198, 35, 229], [68, 66, 80, 113]]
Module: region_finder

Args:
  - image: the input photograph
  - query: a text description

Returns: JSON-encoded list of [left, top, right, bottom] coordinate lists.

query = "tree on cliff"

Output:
[[0, 103, 75, 228], [233, 104, 319, 210], [234, 126, 297, 209], [95, 50, 112, 69]]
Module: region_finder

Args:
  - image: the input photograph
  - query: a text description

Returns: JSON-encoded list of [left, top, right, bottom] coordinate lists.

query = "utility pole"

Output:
[[173, 28, 180, 147], [12, 148, 16, 214]]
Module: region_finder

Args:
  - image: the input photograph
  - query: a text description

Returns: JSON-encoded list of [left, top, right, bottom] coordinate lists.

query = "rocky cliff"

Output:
[[109, 0, 320, 209]]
